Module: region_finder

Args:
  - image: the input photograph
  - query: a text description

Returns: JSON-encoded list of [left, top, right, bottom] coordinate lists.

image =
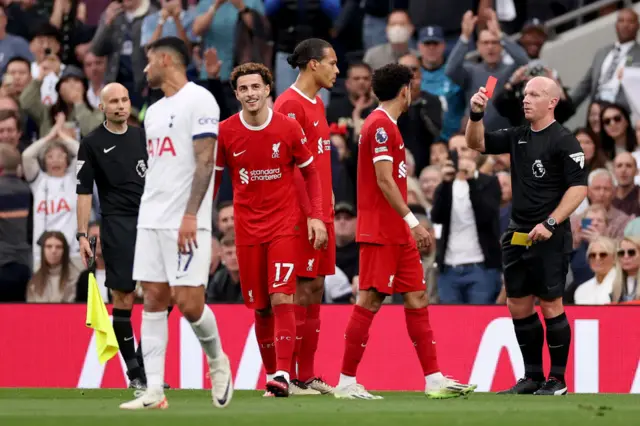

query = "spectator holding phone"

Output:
[[569, 204, 609, 297], [21, 65, 103, 139], [430, 146, 502, 304]]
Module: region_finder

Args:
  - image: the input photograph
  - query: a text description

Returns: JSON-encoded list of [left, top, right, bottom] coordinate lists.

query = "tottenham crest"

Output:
[[375, 127, 388, 144], [136, 159, 147, 178], [532, 159, 545, 178]]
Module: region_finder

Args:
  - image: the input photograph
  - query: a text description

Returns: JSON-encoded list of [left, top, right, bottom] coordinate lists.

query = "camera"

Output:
[[525, 63, 546, 78]]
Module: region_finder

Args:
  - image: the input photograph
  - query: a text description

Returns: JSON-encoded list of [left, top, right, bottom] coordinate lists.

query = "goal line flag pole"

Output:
[[85, 235, 119, 365]]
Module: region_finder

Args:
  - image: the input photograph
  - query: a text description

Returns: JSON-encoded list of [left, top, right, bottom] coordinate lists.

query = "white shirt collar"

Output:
[[239, 108, 273, 131], [375, 107, 397, 125], [290, 84, 317, 104]]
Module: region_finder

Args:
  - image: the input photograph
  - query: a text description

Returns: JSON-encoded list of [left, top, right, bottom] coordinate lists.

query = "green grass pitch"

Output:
[[0, 389, 638, 426]]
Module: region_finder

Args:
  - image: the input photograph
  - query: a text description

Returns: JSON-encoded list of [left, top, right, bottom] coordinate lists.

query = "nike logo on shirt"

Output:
[[313, 121, 319, 126], [233, 150, 246, 157], [104, 146, 116, 153], [518, 140, 527, 144]]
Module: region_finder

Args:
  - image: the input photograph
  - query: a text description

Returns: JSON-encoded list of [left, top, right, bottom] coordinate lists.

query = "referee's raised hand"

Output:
[[470, 87, 489, 113]]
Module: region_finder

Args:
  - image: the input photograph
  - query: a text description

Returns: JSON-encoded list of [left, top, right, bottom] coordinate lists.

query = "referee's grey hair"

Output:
[[588, 168, 617, 187]]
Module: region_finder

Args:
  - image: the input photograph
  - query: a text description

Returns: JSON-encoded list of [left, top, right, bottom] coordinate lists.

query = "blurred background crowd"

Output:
[[1, 0, 640, 306]]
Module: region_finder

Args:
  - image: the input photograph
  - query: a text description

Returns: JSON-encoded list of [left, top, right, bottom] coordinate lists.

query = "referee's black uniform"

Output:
[[76, 123, 147, 293], [483, 120, 587, 396], [484, 121, 587, 299]]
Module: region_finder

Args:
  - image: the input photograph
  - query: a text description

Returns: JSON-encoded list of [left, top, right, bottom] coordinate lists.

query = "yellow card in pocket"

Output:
[[511, 232, 532, 247]]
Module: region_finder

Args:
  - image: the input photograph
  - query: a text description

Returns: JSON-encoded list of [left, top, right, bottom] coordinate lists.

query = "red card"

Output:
[[485, 76, 498, 98]]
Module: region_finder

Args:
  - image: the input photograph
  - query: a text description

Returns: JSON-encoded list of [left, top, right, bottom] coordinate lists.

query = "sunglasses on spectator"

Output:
[[603, 115, 623, 126], [588, 252, 610, 260], [617, 249, 637, 258]]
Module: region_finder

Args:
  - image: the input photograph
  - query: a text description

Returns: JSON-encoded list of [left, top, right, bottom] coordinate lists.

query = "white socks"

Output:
[[189, 305, 223, 363], [141, 310, 168, 392], [338, 373, 357, 388], [425, 372, 445, 389], [266, 373, 275, 382], [275, 370, 290, 383]]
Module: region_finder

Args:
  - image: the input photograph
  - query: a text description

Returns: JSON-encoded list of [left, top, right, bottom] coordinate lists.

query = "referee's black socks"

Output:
[[112, 308, 143, 381], [544, 312, 571, 384], [512, 313, 545, 382]]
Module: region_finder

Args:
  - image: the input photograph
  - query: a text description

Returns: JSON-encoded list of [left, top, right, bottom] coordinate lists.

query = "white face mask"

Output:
[[387, 25, 412, 44]]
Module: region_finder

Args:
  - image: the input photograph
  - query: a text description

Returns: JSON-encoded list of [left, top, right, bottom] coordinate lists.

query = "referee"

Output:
[[76, 83, 149, 389], [465, 76, 587, 395]]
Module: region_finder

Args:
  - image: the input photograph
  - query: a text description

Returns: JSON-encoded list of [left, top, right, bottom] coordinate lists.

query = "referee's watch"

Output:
[[76, 232, 88, 241], [543, 217, 557, 233]]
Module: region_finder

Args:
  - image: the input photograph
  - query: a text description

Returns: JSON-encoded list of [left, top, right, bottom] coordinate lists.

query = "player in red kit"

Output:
[[214, 63, 327, 397], [334, 64, 477, 400], [273, 38, 339, 395]]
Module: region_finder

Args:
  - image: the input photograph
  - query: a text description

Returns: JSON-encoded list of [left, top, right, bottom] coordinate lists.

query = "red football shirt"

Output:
[[216, 109, 314, 245], [357, 108, 411, 245], [273, 86, 333, 223]]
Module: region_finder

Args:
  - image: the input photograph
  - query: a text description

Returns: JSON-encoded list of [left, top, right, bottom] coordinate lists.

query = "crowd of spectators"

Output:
[[0, 0, 639, 306]]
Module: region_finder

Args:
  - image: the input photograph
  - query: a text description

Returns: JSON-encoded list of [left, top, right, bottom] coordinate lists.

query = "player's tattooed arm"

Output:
[[185, 136, 217, 216]]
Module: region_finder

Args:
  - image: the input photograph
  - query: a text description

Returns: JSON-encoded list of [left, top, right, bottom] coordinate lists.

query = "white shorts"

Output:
[[133, 228, 211, 287]]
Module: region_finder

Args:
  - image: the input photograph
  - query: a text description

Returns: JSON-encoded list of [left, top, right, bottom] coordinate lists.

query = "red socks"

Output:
[[405, 307, 439, 376], [254, 312, 276, 375], [340, 305, 375, 377], [290, 305, 307, 380], [273, 304, 296, 373], [298, 304, 321, 382]]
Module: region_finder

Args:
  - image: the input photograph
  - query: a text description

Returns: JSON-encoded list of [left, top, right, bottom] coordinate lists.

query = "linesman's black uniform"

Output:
[[484, 121, 587, 299], [76, 123, 147, 292]]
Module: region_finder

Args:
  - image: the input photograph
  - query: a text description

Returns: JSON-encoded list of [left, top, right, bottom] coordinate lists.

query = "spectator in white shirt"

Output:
[[612, 236, 640, 302], [575, 236, 617, 305], [22, 112, 80, 269]]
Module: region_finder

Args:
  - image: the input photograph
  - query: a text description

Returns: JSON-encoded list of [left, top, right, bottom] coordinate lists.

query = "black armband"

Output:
[[469, 110, 484, 122]]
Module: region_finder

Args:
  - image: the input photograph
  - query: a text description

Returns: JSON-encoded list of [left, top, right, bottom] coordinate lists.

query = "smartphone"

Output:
[[581, 218, 592, 229], [449, 149, 459, 172]]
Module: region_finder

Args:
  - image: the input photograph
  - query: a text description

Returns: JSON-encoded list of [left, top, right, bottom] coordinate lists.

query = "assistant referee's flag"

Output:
[[85, 237, 119, 364]]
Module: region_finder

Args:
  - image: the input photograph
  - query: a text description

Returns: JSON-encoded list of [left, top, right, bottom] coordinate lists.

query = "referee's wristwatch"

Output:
[[543, 217, 557, 233], [76, 232, 88, 242]]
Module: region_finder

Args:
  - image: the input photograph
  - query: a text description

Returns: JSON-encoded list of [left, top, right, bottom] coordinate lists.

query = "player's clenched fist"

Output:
[[178, 213, 198, 253], [308, 218, 328, 250], [470, 87, 489, 113], [411, 224, 432, 249]]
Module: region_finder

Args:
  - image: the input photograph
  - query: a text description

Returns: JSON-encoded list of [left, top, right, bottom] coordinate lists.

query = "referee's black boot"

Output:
[[533, 378, 568, 396], [497, 377, 543, 394]]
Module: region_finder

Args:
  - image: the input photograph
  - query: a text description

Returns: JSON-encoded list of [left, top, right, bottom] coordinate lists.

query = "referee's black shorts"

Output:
[[501, 220, 572, 300], [101, 215, 138, 293]]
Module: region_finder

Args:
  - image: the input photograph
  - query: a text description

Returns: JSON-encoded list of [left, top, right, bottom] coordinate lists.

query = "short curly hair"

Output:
[[372, 63, 413, 102], [230, 63, 273, 90]]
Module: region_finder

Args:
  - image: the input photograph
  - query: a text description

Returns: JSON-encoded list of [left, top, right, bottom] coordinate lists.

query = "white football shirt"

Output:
[[30, 169, 79, 265], [139, 82, 220, 230]]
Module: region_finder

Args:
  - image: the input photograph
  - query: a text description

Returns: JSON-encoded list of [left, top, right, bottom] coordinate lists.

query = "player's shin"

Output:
[[272, 303, 296, 382], [254, 311, 277, 375], [112, 308, 143, 382], [141, 310, 169, 392], [189, 305, 223, 362], [298, 302, 321, 382], [339, 305, 374, 385], [404, 307, 440, 377]]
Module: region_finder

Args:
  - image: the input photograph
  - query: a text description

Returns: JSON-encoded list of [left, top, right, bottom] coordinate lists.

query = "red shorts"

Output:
[[359, 243, 426, 295], [236, 235, 298, 310], [296, 220, 336, 278]]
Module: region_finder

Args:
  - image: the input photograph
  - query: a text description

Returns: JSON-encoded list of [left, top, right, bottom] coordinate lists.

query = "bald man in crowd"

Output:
[[465, 76, 588, 395], [76, 83, 152, 389]]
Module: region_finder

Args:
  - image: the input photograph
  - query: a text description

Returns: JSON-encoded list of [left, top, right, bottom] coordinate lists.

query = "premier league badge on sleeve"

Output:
[[136, 159, 148, 178], [375, 127, 388, 144]]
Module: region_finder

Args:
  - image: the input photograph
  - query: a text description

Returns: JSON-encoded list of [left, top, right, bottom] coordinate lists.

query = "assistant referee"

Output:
[[76, 83, 149, 389], [465, 76, 587, 396]]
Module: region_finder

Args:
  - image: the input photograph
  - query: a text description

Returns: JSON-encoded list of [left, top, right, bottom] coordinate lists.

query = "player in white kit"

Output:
[[120, 37, 233, 410]]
